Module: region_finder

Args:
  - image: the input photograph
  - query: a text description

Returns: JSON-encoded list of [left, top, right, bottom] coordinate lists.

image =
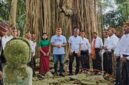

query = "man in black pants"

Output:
[[80, 31, 91, 70], [91, 32, 103, 71], [68, 28, 82, 75]]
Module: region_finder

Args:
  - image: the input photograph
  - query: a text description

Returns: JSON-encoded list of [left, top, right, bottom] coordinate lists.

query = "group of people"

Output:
[[1, 20, 129, 85], [39, 27, 91, 77], [39, 23, 129, 85]]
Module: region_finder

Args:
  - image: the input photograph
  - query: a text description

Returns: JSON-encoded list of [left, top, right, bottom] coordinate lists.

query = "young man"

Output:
[[25, 32, 36, 76], [80, 31, 91, 71], [51, 28, 67, 76], [114, 30, 123, 85], [102, 30, 110, 74], [68, 28, 82, 75], [91, 32, 103, 71], [116, 22, 129, 85], [31, 33, 37, 75], [107, 28, 119, 75]]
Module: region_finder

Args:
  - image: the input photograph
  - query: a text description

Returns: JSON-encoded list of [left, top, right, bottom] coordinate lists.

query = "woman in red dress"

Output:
[[39, 33, 50, 75]]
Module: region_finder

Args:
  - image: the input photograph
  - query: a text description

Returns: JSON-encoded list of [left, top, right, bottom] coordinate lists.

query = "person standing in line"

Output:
[[102, 30, 110, 74], [68, 27, 82, 75], [31, 33, 37, 76], [39, 33, 50, 76], [107, 27, 119, 75], [91, 32, 103, 71], [51, 28, 67, 76], [1, 22, 13, 64], [25, 31, 35, 76], [80, 31, 91, 72], [114, 30, 123, 85], [116, 22, 129, 85]]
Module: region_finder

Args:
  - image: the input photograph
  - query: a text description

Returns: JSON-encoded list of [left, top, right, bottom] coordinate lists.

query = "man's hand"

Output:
[[69, 49, 73, 56], [0, 71, 2, 80], [121, 57, 127, 62], [77, 51, 81, 57]]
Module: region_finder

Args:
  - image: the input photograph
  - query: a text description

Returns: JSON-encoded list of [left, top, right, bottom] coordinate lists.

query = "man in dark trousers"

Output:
[[116, 22, 129, 85], [91, 32, 103, 71], [0, 21, 8, 85]]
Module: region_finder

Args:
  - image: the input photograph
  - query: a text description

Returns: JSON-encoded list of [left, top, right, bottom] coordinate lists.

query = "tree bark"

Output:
[[9, 0, 18, 27]]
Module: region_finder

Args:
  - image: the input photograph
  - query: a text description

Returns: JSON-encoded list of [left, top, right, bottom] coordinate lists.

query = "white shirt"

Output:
[[68, 36, 82, 53], [28, 40, 35, 56], [31, 41, 36, 56], [2, 35, 13, 50], [107, 34, 119, 51], [114, 38, 121, 56], [92, 36, 103, 48], [81, 38, 91, 54], [118, 34, 129, 60], [104, 37, 109, 47]]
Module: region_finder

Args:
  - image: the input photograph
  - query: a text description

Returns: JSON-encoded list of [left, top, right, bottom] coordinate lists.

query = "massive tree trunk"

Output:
[[26, 0, 99, 41], [9, 0, 18, 27]]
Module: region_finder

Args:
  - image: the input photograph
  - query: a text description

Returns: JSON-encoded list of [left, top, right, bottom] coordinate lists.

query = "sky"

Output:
[[102, 0, 117, 14]]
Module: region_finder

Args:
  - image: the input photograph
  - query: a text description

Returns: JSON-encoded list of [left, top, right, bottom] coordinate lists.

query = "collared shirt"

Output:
[[81, 37, 91, 54], [51, 35, 67, 55], [31, 41, 36, 56], [114, 38, 121, 56], [68, 36, 82, 53], [92, 36, 103, 49], [118, 34, 129, 60], [104, 37, 109, 47], [107, 34, 119, 51], [2, 35, 13, 50]]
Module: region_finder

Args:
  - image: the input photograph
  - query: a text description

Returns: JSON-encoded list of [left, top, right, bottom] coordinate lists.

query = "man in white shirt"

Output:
[[51, 28, 67, 76], [91, 32, 103, 71], [114, 30, 123, 85], [68, 27, 82, 75], [116, 22, 129, 85], [25, 32, 36, 76], [80, 31, 91, 71], [102, 30, 110, 74], [107, 28, 119, 75]]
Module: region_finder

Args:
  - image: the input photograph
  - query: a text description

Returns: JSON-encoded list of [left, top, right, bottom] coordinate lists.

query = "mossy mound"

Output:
[[4, 38, 31, 66]]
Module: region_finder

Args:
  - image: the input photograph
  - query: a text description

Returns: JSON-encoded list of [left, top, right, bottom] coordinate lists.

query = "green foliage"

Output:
[[0, 0, 26, 36], [103, 0, 129, 28], [0, 0, 11, 20], [17, 0, 26, 36]]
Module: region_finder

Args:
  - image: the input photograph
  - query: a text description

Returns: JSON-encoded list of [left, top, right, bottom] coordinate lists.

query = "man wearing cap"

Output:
[[51, 27, 67, 76], [68, 27, 82, 75]]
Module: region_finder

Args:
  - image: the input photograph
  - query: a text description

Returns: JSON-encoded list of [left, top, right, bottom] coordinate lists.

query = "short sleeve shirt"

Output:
[[51, 35, 67, 55], [68, 36, 82, 53]]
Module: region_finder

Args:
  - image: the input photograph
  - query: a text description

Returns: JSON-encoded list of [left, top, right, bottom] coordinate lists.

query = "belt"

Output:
[[123, 54, 129, 57]]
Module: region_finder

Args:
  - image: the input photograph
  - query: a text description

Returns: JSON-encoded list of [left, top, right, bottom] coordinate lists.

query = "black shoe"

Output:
[[59, 74, 65, 77], [69, 73, 73, 76], [54, 72, 58, 76]]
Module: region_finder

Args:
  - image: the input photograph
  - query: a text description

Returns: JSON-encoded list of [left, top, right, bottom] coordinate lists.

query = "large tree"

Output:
[[26, 0, 99, 41]]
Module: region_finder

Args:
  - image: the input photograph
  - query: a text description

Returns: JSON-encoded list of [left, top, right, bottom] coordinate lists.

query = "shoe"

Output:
[[54, 73, 58, 76], [69, 73, 73, 76], [37, 74, 44, 80], [59, 74, 65, 77]]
